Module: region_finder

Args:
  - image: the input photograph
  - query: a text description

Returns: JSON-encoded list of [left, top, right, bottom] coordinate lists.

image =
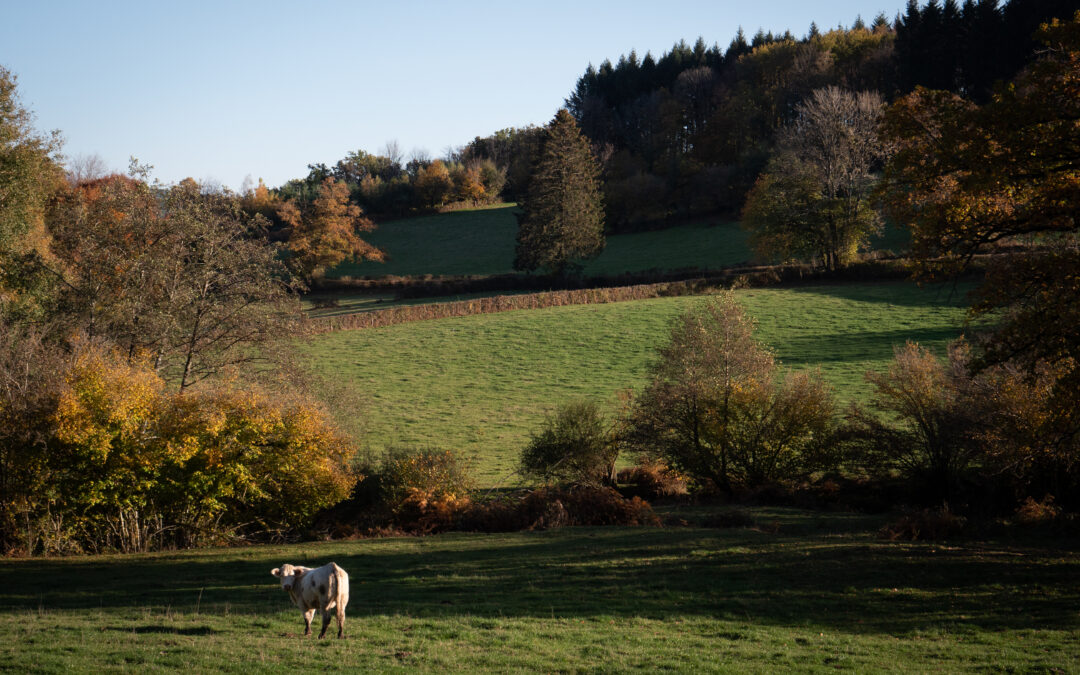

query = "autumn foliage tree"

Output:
[[514, 109, 605, 276], [0, 340, 358, 554], [47, 175, 300, 389], [742, 87, 885, 270], [413, 160, 454, 208], [845, 342, 983, 499], [0, 66, 64, 320], [845, 339, 1080, 508], [878, 12, 1080, 477], [278, 176, 384, 281], [627, 293, 835, 492]]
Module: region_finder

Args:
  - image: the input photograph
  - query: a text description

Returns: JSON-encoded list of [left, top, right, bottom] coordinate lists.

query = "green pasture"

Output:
[[326, 204, 910, 280], [327, 205, 751, 278], [302, 280, 982, 486], [1, 509, 1075, 672]]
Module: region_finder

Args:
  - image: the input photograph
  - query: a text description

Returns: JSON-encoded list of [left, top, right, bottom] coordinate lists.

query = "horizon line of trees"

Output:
[[563, 0, 1079, 231], [257, 0, 1078, 244]]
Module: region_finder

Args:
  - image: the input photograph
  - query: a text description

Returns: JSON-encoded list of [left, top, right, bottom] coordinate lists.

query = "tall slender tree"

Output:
[[0, 67, 64, 320], [513, 109, 605, 276]]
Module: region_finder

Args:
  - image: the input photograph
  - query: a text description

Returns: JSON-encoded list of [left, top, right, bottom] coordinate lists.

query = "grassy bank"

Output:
[[302, 280, 982, 486]]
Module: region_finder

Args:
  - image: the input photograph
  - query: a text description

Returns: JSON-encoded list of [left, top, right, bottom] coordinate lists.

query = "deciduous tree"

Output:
[[413, 160, 454, 208], [47, 175, 301, 389], [742, 86, 885, 270], [278, 176, 384, 281], [878, 12, 1080, 456], [845, 341, 982, 499], [627, 293, 834, 492], [0, 67, 64, 319]]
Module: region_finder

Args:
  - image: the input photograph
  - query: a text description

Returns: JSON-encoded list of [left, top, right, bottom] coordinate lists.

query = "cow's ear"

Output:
[[271, 568, 280, 577]]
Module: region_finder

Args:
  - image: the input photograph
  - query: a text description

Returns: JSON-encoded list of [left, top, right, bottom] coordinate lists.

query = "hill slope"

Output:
[[327, 205, 751, 278], [303, 280, 979, 486]]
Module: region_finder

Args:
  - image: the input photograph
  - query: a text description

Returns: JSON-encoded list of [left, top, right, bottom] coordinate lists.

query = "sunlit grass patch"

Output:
[[0, 511, 1076, 672], [303, 280, 982, 486]]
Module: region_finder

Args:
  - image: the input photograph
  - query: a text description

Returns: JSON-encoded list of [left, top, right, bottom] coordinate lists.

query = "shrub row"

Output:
[[314, 447, 660, 537], [320, 485, 660, 537]]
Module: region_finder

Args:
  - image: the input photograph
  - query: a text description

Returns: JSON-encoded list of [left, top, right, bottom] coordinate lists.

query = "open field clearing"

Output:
[[327, 205, 752, 278], [1, 509, 1075, 673], [303, 281, 981, 486], [324, 205, 909, 280]]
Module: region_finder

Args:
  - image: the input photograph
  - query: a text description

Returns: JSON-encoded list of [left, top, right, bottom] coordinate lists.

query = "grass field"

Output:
[[302, 280, 982, 486], [327, 205, 752, 279], [326, 204, 910, 280], [1, 509, 1075, 672]]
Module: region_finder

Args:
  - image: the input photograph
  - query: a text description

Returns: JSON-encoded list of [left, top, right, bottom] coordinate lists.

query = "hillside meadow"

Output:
[[1, 508, 1076, 673], [324, 204, 910, 281], [328, 205, 752, 279], [303, 280, 981, 486]]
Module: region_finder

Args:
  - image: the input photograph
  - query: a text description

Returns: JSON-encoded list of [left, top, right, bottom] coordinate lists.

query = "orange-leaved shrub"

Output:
[[1013, 495, 1062, 526], [616, 458, 689, 499], [878, 505, 968, 541], [332, 447, 473, 533], [456, 487, 660, 533], [1, 340, 358, 554]]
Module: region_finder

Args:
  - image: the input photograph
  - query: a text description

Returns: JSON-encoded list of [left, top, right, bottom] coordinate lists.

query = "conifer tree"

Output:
[[513, 109, 605, 276]]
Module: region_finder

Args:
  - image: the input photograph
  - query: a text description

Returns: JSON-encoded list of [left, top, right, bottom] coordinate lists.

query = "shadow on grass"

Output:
[[106, 625, 218, 636], [776, 326, 972, 364], [784, 280, 976, 308], [1, 519, 1077, 635]]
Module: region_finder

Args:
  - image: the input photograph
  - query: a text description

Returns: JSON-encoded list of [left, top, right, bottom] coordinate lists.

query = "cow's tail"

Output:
[[332, 562, 349, 609]]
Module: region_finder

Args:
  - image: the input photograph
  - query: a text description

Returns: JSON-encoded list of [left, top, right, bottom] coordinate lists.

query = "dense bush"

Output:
[[1013, 495, 1062, 526], [845, 340, 1080, 512], [330, 446, 473, 533], [879, 505, 968, 541], [375, 447, 472, 508], [520, 400, 619, 487], [844, 341, 982, 500], [627, 292, 837, 493], [616, 458, 689, 499], [322, 482, 660, 536], [458, 487, 660, 532], [0, 340, 358, 555]]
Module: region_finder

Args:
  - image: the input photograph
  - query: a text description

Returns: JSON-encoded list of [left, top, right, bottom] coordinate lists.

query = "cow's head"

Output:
[[271, 564, 304, 592]]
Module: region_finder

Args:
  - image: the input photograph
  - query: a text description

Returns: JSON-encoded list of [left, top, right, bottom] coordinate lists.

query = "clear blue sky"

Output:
[[3, 0, 909, 190]]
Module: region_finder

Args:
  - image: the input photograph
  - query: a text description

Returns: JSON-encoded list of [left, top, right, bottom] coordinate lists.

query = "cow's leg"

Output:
[[336, 604, 346, 639], [303, 608, 315, 636], [318, 609, 332, 639]]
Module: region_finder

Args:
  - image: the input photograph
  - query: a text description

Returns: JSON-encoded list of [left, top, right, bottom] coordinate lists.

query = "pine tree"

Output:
[[513, 109, 605, 276]]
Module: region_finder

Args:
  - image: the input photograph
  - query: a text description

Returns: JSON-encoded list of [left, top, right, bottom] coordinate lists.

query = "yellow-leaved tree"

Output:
[[5, 340, 358, 554]]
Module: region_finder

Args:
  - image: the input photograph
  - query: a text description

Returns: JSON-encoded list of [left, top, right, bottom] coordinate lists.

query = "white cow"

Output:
[[271, 562, 350, 639]]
